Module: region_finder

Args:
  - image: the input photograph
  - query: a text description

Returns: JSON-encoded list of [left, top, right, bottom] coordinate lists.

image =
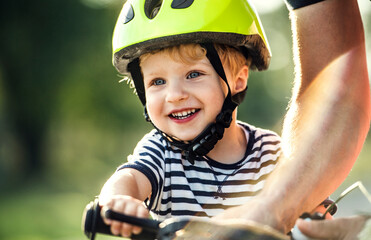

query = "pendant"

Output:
[[214, 186, 226, 200]]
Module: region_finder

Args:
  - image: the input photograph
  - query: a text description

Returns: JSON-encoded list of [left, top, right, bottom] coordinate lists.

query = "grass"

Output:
[[0, 185, 87, 240], [0, 181, 128, 240]]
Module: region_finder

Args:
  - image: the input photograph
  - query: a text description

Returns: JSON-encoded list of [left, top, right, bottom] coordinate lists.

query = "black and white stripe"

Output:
[[119, 121, 281, 221]]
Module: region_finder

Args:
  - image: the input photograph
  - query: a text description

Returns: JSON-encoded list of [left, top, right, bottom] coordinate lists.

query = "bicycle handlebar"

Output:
[[82, 198, 290, 240], [82, 198, 160, 240]]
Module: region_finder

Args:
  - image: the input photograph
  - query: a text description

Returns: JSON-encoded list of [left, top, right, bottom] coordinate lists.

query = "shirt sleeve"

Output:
[[117, 131, 165, 211]]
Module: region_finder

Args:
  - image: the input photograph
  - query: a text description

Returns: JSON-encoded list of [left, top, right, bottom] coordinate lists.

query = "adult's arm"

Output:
[[214, 0, 370, 233]]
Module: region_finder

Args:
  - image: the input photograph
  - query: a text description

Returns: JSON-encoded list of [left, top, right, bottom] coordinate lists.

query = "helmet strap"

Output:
[[128, 58, 147, 106]]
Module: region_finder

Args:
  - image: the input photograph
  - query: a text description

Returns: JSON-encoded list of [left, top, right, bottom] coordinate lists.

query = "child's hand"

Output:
[[100, 195, 149, 238]]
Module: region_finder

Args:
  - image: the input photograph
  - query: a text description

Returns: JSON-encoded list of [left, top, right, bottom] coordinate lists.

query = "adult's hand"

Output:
[[213, 195, 285, 232], [296, 215, 371, 240]]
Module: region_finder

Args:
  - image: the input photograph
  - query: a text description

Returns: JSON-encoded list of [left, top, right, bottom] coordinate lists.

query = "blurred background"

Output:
[[0, 0, 370, 239]]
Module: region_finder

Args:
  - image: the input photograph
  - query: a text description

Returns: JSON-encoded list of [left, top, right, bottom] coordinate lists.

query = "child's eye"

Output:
[[153, 79, 166, 86], [187, 71, 201, 79]]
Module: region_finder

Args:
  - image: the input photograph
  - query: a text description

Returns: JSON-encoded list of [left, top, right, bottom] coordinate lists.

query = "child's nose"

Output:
[[165, 80, 188, 103]]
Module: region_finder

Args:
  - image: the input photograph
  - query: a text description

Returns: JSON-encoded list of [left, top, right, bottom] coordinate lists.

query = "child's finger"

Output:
[[119, 200, 141, 237], [109, 199, 128, 236], [120, 223, 134, 238], [132, 205, 148, 234], [137, 204, 150, 218], [100, 203, 114, 225], [132, 225, 142, 235], [111, 221, 123, 236]]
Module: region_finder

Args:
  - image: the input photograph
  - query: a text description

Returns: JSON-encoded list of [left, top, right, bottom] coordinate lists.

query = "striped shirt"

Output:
[[119, 121, 281, 221]]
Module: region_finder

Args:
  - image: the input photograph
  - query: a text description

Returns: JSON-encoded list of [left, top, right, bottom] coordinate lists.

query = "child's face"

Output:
[[141, 51, 227, 141]]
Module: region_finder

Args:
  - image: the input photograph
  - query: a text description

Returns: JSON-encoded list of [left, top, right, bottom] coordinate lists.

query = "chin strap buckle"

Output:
[[216, 109, 233, 128]]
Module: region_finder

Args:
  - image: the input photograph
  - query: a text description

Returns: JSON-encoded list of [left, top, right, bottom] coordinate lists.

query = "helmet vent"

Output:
[[171, 0, 194, 9], [144, 0, 163, 19], [122, 3, 134, 24]]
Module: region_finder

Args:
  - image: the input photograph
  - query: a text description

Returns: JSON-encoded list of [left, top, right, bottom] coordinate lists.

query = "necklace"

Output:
[[205, 158, 242, 200]]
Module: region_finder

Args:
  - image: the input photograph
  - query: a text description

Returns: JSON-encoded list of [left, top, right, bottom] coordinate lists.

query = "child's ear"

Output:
[[233, 65, 249, 94]]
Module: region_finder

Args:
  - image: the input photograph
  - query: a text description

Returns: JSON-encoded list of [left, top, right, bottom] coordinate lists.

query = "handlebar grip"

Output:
[[105, 209, 160, 231], [82, 199, 159, 240], [82, 199, 110, 240]]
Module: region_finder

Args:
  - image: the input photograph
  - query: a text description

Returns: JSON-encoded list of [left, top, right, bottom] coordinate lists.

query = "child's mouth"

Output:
[[170, 109, 200, 120]]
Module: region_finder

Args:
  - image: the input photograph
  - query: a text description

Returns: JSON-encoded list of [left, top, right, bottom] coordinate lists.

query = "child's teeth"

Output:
[[172, 109, 196, 119]]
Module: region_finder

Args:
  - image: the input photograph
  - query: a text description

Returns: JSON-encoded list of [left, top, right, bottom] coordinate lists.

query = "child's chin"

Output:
[[171, 133, 199, 143], [175, 136, 195, 143]]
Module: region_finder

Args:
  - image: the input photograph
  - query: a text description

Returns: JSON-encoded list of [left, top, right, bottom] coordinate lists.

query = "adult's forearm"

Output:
[[259, 0, 370, 230], [213, 0, 370, 233]]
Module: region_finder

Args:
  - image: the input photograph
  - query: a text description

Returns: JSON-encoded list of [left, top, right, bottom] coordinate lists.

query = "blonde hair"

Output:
[[139, 43, 251, 78]]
